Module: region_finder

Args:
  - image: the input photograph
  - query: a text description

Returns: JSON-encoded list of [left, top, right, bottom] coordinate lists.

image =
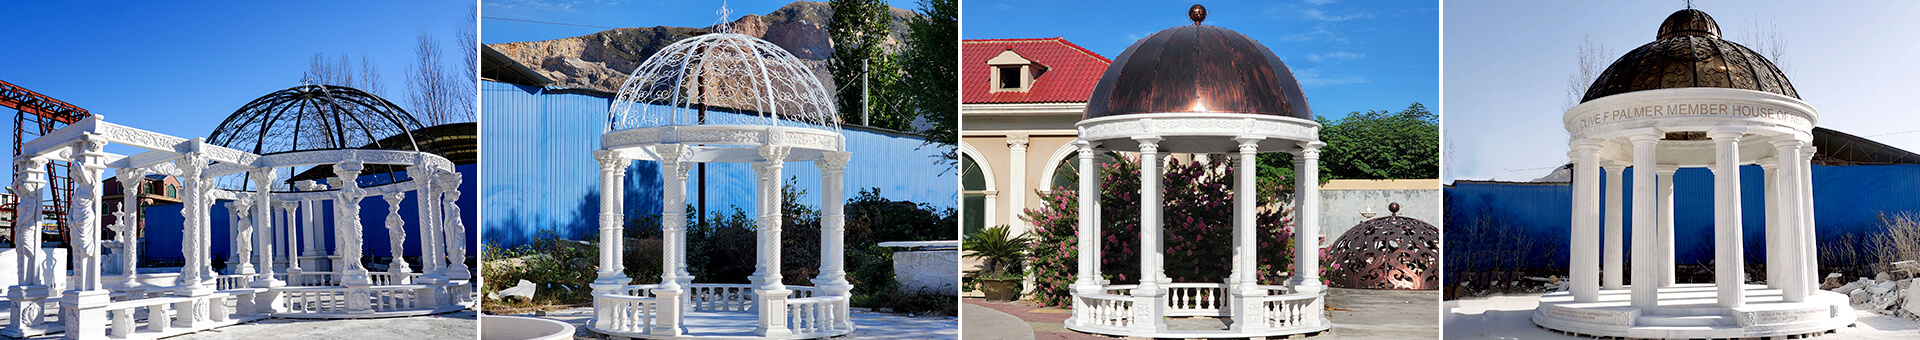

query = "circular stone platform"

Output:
[[1531, 283, 1854, 338]]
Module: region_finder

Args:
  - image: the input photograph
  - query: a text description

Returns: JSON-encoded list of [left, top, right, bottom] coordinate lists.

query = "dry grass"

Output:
[[1874, 213, 1920, 269]]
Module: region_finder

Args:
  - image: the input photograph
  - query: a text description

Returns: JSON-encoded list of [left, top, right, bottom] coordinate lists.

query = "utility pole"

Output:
[[861, 59, 870, 127]]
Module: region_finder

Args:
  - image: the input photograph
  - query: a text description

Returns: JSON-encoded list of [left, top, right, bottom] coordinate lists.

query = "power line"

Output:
[[482, 16, 618, 29]]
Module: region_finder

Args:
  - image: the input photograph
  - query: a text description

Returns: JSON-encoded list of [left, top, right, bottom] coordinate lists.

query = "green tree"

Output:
[[828, 0, 904, 129], [897, 0, 958, 165], [1258, 102, 1438, 181]]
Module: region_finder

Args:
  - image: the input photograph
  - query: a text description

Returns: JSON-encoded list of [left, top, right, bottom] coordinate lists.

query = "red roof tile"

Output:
[[962, 37, 1111, 104]]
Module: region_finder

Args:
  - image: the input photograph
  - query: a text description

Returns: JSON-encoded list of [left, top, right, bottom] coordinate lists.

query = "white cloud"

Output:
[[1303, 0, 1338, 5], [1302, 8, 1372, 22], [1307, 51, 1365, 62], [1293, 68, 1369, 86]]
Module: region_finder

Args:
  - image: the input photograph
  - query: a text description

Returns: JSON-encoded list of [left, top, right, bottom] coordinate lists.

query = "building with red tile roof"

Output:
[[960, 37, 1109, 244]]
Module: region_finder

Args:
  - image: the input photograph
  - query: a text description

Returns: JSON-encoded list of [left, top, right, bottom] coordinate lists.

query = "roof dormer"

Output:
[[986, 49, 1047, 93]]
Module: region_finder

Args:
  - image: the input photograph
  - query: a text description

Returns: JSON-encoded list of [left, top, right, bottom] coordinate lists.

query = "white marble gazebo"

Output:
[[586, 19, 854, 339], [1062, 5, 1331, 338], [5, 84, 471, 340], [1533, 9, 1853, 338]]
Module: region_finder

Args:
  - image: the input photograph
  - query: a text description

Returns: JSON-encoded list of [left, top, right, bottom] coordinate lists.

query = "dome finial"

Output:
[[713, 1, 736, 33], [1189, 4, 1206, 25]]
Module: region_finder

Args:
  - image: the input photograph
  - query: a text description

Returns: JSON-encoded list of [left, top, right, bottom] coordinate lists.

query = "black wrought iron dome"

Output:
[[1083, 4, 1311, 120], [1582, 9, 1797, 103], [207, 84, 435, 191], [1324, 204, 1439, 290]]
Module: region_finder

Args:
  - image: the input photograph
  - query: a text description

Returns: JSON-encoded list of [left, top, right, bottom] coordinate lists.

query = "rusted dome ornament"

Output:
[[1064, 4, 1330, 338], [1324, 203, 1438, 290]]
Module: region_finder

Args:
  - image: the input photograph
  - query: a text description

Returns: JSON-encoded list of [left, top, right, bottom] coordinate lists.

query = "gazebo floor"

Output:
[[588, 309, 853, 339], [1533, 283, 1854, 338]]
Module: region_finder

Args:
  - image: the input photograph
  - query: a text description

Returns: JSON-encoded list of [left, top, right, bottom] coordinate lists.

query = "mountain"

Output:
[[488, 1, 917, 94]]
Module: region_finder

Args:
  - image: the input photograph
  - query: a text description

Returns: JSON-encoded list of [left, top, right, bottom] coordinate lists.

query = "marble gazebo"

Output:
[[7, 84, 471, 340], [1062, 5, 1332, 339], [585, 18, 855, 339], [1533, 8, 1853, 338]]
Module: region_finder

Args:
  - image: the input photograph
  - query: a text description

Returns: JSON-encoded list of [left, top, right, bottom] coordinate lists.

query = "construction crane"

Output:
[[0, 79, 91, 245]]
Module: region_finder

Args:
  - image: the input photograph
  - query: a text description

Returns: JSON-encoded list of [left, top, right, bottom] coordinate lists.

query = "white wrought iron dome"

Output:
[[609, 32, 839, 131], [207, 84, 438, 192]]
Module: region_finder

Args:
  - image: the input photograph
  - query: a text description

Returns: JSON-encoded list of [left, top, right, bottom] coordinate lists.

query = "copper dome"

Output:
[[1582, 9, 1797, 103], [1083, 7, 1310, 120]]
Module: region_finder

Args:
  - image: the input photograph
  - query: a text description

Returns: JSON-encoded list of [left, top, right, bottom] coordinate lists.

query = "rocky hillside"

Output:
[[489, 1, 917, 93]]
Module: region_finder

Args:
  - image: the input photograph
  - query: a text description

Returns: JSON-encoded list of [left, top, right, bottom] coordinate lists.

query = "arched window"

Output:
[[1050, 151, 1113, 192], [962, 154, 988, 237]]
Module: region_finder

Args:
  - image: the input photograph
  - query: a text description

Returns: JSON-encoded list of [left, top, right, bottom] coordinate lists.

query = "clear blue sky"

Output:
[[1444, 1, 1920, 183], [963, 0, 1440, 122], [0, 1, 473, 166], [483, 0, 928, 44]]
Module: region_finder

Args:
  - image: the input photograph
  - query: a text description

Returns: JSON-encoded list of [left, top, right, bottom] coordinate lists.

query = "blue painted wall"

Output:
[[1445, 164, 1920, 269], [480, 81, 957, 248]]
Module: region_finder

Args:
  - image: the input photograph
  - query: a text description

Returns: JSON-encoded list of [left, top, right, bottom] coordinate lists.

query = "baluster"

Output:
[[111, 308, 132, 336]]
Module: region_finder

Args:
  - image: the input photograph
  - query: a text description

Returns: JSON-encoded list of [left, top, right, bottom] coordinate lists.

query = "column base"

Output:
[[5, 285, 57, 338], [61, 289, 113, 340]]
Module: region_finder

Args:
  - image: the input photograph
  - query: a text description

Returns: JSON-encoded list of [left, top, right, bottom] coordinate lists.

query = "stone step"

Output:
[[1635, 314, 1728, 327]]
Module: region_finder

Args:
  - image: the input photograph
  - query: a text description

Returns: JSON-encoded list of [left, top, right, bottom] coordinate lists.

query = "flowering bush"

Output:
[[1025, 153, 1318, 307]]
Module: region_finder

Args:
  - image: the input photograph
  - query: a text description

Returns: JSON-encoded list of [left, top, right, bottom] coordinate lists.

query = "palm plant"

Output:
[[964, 224, 1032, 280]]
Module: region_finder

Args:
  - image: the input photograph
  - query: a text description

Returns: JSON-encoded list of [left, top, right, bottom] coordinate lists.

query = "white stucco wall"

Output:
[[1317, 181, 1441, 246]]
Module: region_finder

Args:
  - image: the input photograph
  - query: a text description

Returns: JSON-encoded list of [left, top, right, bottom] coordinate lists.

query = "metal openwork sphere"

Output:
[[609, 32, 838, 131], [1324, 204, 1439, 290], [207, 84, 432, 191]]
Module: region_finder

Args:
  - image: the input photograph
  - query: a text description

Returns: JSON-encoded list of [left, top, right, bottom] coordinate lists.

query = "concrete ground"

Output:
[[963, 288, 1440, 339], [1446, 293, 1920, 339], [517, 306, 958, 339]]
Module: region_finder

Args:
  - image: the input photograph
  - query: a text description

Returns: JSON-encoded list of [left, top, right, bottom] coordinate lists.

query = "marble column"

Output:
[[1293, 142, 1325, 292], [1656, 166, 1677, 287], [68, 136, 109, 291], [417, 172, 442, 277], [1763, 161, 1782, 290], [591, 151, 628, 295], [1628, 133, 1658, 307], [1709, 130, 1745, 308], [112, 168, 146, 290], [1007, 135, 1029, 234], [815, 150, 853, 331], [1603, 163, 1625, 290], [176, 153, 215, 296], [279, 201, 301, 281], [652, 145, 689, 337], [1773, 140, 1807, 302], [1231, 138, 1266, 332], [6, 157, 51, 338], [441, 173, 468, 279], [297, 180, 327, 272], [1799, 145, 1819, 291], [333, 161, 371, 288], [1133, 137, 1165, 334], [384, 192, 410, 276], [230, 199, 255, 276], [1569, 140, 1603, 302], [752, 145, 792, 337]]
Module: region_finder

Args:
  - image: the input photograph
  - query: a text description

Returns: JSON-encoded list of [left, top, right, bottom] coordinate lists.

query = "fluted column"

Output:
[[1132, 137, 1165, 334], [1292, 141, 1325, 292], [1007, 135, 1029, 233], [1231, 138, 1266, 332], [252, 169, 279, 285], [650, 145, 690, 337], [296, 180, 327, 272], [1569, 140, 1603, 302], [112, 167, 146, 289], [1656, 166, 1677, 287], [1628, 133, 1658, 307], [1602, 163, 1625, 290], [752, 145, 793, 337], [591, 151, 628, 295], [1771, 140, 1806, 302], [1799, 145, 1818, 291], [1762, 160, 1782, 290], [1070, 140, 1098, 325], [1709, 130, 1745, 308], [817, 150, 854, 331], [279, 201, 301, 279]]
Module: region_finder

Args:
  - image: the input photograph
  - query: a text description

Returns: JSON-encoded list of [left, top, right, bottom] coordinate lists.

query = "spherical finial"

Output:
[[1388, 202, 1401, 216], [1189, 4, 1206, 25]]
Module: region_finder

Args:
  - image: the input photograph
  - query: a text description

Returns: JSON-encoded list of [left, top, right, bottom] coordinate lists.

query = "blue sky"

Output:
[[963, 0, 1440, 122], [483, 0, 928, 44], [0, 1, 473, 165], [1444, 1, 1920, 183]]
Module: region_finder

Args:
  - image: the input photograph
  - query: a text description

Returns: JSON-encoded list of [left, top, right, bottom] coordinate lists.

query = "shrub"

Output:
[[1025, 153, 1304, 308]]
